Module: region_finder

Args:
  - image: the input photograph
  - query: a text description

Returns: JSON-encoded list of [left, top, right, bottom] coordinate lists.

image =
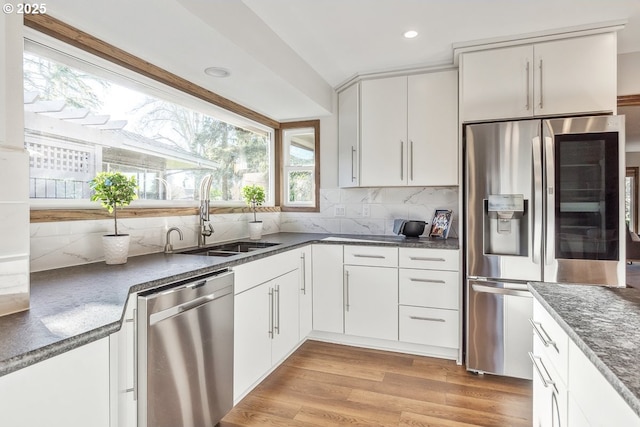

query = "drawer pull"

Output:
[[409, 256, 445, 262], [353, 254, 386, 259], [409, 316, 445, 322], [529, 319, 558, 352], [529, 352, 556, 391], [410, 278, 446, 284]]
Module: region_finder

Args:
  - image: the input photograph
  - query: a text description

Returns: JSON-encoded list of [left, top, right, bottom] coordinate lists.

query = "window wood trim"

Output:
[[277, 120, 320, 212], [618, 94, 640, 107], [30, 206, 281, 223]]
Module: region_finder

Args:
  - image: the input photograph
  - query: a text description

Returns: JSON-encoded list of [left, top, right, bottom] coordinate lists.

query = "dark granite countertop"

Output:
[[0, 232, 458, 377], [529, 282, 640, 417]]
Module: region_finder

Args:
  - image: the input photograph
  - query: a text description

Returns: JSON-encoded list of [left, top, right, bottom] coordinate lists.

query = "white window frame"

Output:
[[282, 127, 316, 208]]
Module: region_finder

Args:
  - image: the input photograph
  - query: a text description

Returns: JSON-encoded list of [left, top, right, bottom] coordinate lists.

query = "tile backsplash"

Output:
[[30, 212, 280, 272], [281, 187, 459, 236], [30, 186, 458, 272]]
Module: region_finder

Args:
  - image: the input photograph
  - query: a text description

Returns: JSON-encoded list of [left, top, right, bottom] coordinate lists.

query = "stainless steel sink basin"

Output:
[[178, 241, 281, 257]]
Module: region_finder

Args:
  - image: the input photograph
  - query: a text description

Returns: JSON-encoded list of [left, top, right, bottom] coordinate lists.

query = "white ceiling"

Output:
[[40, 0, 640, 122]]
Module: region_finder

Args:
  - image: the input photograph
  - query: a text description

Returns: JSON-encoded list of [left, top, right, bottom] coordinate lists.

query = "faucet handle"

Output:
[[201, 221, 214, 237]]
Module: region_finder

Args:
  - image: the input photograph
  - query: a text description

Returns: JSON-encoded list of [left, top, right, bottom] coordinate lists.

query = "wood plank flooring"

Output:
[[220, 340, 532, 427]]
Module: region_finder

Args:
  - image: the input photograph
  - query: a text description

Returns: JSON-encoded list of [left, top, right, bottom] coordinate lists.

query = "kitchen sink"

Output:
[[178, 241, 281, 257]]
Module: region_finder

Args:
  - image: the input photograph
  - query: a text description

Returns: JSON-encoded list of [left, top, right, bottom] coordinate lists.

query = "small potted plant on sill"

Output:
[[242, 184, 266, 240], [90, 171, 138, 265]]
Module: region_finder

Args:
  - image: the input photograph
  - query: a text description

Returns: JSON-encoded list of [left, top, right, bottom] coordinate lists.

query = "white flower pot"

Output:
[[248, 221, 263, 240], [102, 234, 131, 265]]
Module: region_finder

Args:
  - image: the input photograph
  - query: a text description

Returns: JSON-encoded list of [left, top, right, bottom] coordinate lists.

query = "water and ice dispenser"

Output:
[[483, 194, 528, 256]]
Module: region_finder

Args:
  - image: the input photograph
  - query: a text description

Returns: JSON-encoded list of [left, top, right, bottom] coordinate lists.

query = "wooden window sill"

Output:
[[30, 206, 281, 223]]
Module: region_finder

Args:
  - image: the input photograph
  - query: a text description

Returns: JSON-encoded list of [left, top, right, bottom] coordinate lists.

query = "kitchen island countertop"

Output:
[[529, 281, 640, 417], [0, 232, 458, 377]]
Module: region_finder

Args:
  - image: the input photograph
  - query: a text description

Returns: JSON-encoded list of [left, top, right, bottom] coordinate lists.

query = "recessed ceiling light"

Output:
[[204, 67, 231, 78], [403, 30, 419, 39]]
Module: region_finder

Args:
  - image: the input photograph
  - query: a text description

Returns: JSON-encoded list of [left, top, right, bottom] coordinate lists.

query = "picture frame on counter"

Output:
[[429, 209, 452, 239]]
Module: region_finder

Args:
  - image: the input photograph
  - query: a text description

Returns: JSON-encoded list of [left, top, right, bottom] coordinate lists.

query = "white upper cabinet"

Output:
[[360, 75, 408, 187], [338, 69, 459, 187], [408, 71, 458, 186], [460, 33, 617, 122], [533, 33, 616, 117], [338, 83, 360, 188]]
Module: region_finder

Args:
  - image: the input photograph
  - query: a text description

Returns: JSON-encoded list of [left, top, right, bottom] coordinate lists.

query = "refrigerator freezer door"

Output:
[[465, 120, 543, 282], [542, 116, 624, 285], [466, 279, 533, 379]]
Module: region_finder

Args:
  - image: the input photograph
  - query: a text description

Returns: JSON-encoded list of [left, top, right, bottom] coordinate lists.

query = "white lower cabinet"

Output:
[[233, 268, 299, 402], [298, 246, 313, 339], [312, 244, 344, 334], [311, 244, 461, 361], [532, 299, 640, 427], [398, 248, 460, 355], [531, 332, 567, 427], [399, 305, 458, 348], [110, 294, 137, 427], [568, 339, 640, 426], [344, 264, 398, 340], [0, 338, 110, 427]]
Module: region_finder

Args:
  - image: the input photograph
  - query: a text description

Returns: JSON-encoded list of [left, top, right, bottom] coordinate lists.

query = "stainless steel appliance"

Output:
[[137, 268, 234, 427], [464, 115, 625, 379]]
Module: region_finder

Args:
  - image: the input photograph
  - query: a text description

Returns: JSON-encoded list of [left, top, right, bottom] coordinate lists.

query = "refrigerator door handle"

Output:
[[471, 283, 531, 298], [532, 135, 543, 265], [544, 134, 555, 266]]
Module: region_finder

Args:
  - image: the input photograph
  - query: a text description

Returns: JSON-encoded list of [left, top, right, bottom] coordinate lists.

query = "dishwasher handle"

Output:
[[471, 283, 531, 298], [149, 285, 233, 325]]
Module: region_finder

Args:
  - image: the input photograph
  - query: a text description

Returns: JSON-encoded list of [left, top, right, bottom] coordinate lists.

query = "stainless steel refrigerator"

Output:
[[464, 115, 625, 379]]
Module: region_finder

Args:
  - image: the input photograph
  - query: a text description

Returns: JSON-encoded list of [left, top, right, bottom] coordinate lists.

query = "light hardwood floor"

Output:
[[221, 340, 532, 427]]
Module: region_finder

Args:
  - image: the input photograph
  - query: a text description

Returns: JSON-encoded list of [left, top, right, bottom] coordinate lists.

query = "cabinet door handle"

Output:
[[400, 140, 404, 180], [268, 288, 274, 338], [126, 310, 138, 401], [409, 256, 445, 262], [525, 60, 530, 110], [300, 252, 306, 294], [529, 352, 556, 390], [274, 285, 280, 335], [409, 316, 445, 322], [409, 278, 446, 284], [538, 59, 544, 109], [409, 140, 414, 182], [353, 254, 386, 259], [344, 270, 350, 312], [529, 319, 558, 352], [351, 146, 356, 182]]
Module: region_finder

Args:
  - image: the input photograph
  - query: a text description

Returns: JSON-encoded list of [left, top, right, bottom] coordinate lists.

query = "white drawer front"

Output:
[[399, 269, 459, 310], [233, 250, 299, 294], [399, 305, 459, 348], [532, 299, 569, 383], [344, 245, 398, 267], [399, 247, 459, 271]]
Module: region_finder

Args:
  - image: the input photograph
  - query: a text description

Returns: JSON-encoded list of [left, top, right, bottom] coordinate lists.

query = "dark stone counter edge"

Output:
[[0, 233, 459, 377], [528, 284, 640, 418]]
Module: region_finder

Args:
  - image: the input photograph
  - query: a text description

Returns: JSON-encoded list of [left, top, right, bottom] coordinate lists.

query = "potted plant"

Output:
[[90, 171, 138, 264], [242, 184, 266, 240]]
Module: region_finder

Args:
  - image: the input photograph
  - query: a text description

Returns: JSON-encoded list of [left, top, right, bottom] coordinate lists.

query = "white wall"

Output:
[[618, 51, 640, 95], [0, 9, 30, 315]]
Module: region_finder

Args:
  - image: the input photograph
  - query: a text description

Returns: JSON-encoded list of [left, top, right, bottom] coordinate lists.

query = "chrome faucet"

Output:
[[198, 174, 214, 247], [164, 227, 184, 253]]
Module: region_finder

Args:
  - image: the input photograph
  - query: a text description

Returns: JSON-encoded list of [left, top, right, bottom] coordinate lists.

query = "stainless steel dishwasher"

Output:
[[137, 268, 234, 427]]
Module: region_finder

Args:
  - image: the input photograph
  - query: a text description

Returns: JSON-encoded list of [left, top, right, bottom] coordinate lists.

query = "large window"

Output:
[[24, 40, 273, 207]]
